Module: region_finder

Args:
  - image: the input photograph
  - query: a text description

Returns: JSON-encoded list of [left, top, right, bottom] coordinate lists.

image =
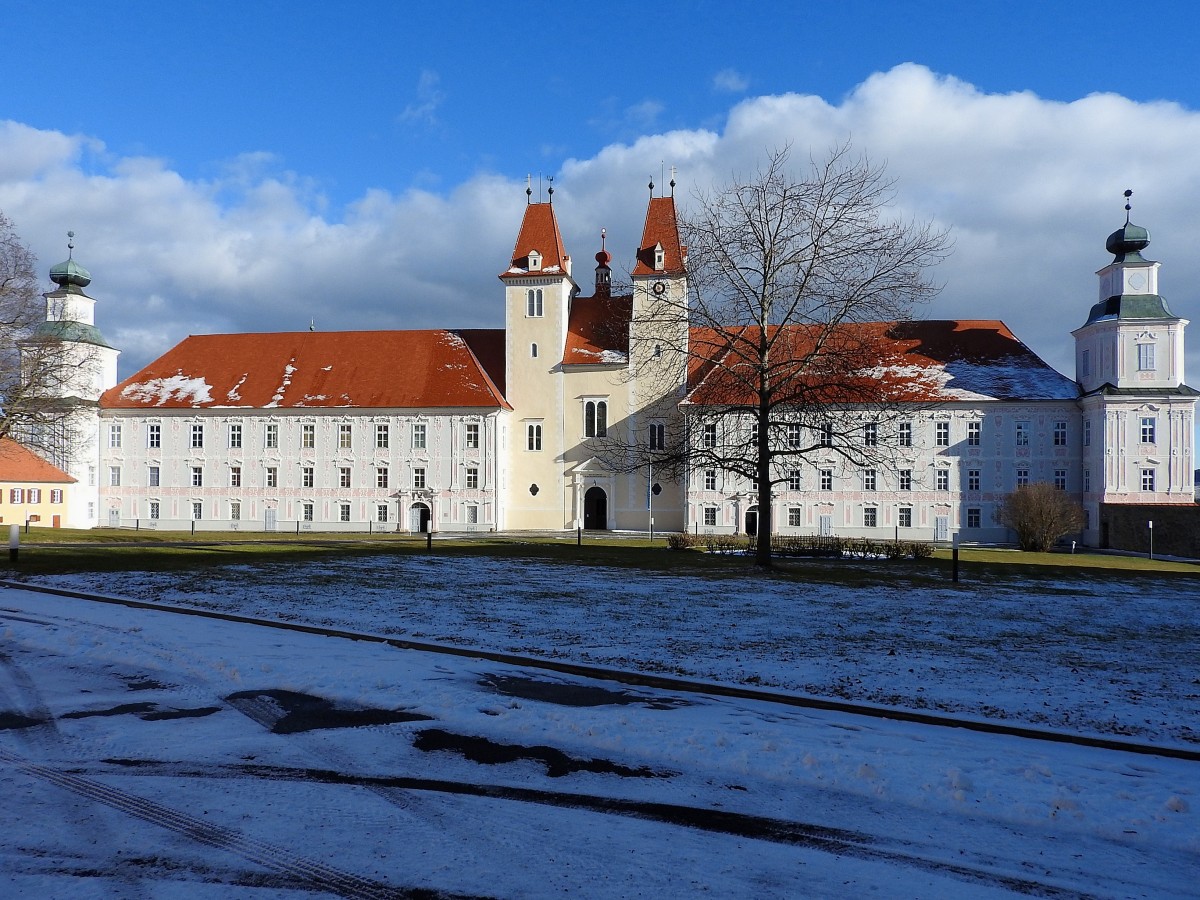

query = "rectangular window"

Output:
[[302, 466, 314, 488], [148, 501, 159, 520], [749, 422, 760, 448], [1054, 469, 1068, 491], [967, 469, 980, 491], [147, 424, 161, 449], [265, 423, 278, 449], [1053, 421, 1068, 446], [584, 400, 608, 438], [1081, 348, 1091, 377], [703, 507, 718, 527], [339, 503, 351, 523], [1084, 469, 1091, 493], [230, 501, 241, 521], [339, 467, 352, 489], [376, 424, 390, 449], [229, 423, 242, 449], [266, 467, 278, 488], [465, 423, 479, 449], [466, 505, 479, 525], [50, 489, 63, 504], [862, 469, 876, 491], [28, 488, 39, 503], [1140, 416, 1156, 444], [88, 465, 96, 486], [148, 466, 160, 487], [863, 422, 877, 446], [702, 423, 717, 449], [967, 508, 981, 529], [108, 466, 121, 487], [967, 421, 981, 447], [819, 425, 834, 448], [9, 488, 23, 504], [339, 423, 352, 449], [526, 423, 542, 451], [1083, 418, 1091, 447], [787, 423, 802, 448], [863, 508, 877, 528], [109, 424, 122, 448], [302, 424, 315, 449], [412, 423, 426, 449], [899, 469, 912, 491], [819, 469, 833, 491], [191, 424, 204, 448], [376, 467, 389, 489], [1137, 343, 1156, 371], [936, 469, 950, 491], [1015, 422, 1029, 446], [898, 422, 912, 447], [1016, 468, 1029, 487], [704, 469, 717, 491], [413, 467, 426, 489], [192, 502, 203, 520], [935, 421, 950, 447], [787, 470, 802, 491], [788, 507, 802, 527], [302, 502, 314, 522], [377, 504, 389, 523], [1141, 469, 1156, 492], [898, 507, 912, 528], [191, 466, 203, 487], [230, 466, 241, 488], [649, 422, 665, 450], [465, 467, 479, 489]]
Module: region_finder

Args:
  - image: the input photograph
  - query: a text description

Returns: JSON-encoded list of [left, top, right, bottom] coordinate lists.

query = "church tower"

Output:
[[1072, 193, 1196, 537], [25, 235, 119, 527], [500, 184, 577, 528]]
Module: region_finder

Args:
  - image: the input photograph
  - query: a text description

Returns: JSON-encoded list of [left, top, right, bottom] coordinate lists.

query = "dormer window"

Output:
[[528, 250, 542, 271], [654, 242, 665, 271]]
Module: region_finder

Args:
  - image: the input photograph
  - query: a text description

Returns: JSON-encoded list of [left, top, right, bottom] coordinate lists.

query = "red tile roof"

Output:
[[0, 439, 75, 484], [102, 331, 511, 411], [632, 196, 686, 276], [500, 202, 570, 279], [562, 293, 632, 365], [684, 320, 1078, 405]]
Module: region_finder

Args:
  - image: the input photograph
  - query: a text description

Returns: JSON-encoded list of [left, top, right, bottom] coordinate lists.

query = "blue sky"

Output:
[[5, 0, 1200, 383]]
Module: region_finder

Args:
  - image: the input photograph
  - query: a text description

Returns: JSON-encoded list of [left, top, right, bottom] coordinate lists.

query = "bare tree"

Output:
[[996, 483, 1085, 552], [610, 145, 951, 567], [0, 213, 91, 466]]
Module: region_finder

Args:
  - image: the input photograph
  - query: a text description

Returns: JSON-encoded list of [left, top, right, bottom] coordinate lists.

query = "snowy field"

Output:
[[1, 557, 1196, 897], [26, 554, 1200, 746]]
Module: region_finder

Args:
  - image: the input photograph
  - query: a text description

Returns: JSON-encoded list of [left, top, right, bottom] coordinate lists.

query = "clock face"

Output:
[[652, 281, 666, 295]]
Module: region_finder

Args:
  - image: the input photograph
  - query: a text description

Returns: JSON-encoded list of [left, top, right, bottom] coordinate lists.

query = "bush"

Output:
[[996, 483, 1085, 552]]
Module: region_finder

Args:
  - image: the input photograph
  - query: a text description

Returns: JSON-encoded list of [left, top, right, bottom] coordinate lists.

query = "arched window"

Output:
[[584, 400, 607, 437], [531, 342, 538, 358]]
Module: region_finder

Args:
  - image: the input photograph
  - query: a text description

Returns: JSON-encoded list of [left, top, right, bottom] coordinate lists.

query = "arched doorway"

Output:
[[409, 502, 431, 533], [583, 486, 608, 530], [745, 505, 759, 537]]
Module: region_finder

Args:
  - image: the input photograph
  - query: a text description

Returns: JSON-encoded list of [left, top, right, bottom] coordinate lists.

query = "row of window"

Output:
[[109, 422, 483, 452], [695, 418, 1081, 450], [700, 466, 1072, 492], [697, 506, 987, 529], [145, 501, 481, 525], [7, 488, 64, 504], [116, 464, 481, 490]]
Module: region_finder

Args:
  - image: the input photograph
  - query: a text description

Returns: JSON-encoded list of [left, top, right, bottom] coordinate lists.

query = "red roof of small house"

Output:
[[684, 320, 1078, 406], [102, 330, 511, 411], [632, 196, 686, 277], [500, 202, 570, 279], [0, 439, 75, 484], [562, 292, 633, 365]]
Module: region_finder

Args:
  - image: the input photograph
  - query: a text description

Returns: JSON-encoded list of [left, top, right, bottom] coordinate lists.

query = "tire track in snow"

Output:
[[0, 747, 479, 899]]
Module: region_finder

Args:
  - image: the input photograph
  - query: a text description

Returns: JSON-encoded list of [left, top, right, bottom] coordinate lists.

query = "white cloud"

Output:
[[2, 64, 1200, 390], [398, 69, 445, 125], [712, 68, 749, 93]]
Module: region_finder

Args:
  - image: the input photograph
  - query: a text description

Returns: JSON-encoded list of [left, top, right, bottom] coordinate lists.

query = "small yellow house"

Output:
[[0, 438, 74, 527]]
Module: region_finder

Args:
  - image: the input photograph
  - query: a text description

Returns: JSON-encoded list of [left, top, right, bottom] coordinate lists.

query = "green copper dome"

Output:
[[1105, 221, 1150, 261], [49, 256, 92, 290]]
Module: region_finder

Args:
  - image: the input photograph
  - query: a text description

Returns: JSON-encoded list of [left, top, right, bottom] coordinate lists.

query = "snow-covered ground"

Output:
[[0, 557, 1196, 897]]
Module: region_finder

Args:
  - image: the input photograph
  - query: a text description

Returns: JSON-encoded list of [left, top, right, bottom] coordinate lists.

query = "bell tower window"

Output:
[[526, 288, 543, 317], [528, 250, 542, 271]]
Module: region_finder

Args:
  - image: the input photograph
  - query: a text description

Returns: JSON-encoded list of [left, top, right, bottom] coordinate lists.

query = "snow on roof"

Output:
[[103, 330, 510, 411], [563, 292, 632, 366], [500, 202, 570, 279]]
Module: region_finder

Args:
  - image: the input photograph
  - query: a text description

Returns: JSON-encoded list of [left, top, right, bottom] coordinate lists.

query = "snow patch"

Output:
[[120, 374, 214, 407]]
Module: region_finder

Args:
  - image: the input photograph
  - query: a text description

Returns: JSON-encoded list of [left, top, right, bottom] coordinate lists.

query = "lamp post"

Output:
[[1148, 520, 1154, 560]]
